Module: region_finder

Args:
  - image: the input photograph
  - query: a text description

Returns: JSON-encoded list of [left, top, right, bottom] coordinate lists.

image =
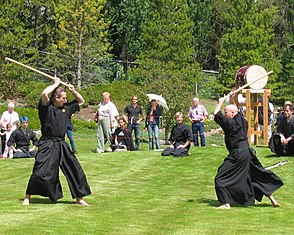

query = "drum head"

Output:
[[245, 65, 268, 90]]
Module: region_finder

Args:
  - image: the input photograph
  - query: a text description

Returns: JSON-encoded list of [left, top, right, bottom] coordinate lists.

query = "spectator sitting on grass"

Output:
[[161, 112, 193, 157], [7, 116, 38, 158], [111, 118, 134, 152]]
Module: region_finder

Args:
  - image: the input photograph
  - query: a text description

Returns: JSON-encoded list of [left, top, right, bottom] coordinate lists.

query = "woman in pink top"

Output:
[[94, 92, 119, 153]]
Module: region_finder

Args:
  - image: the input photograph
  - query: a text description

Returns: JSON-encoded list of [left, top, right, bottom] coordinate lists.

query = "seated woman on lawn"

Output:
[[161, 112, 193, 157], [111, 118, 134, 152]]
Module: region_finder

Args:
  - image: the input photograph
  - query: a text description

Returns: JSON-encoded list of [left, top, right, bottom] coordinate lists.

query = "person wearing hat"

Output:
[[7, 116, 38, 158], [0, 102, 19, 155]]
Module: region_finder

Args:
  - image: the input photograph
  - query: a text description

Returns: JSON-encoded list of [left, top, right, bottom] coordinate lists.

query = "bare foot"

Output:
[[76, 198, 90, 206], [216, 203, 231, 209], [268, 195, 280, 207], [23, 196, 30, 206]]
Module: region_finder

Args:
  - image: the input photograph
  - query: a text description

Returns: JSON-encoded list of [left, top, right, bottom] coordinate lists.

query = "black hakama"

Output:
[[25, 99, 91, 202], [215, 141, 283, 206], [26, 137, 91, 201], [214, 111, 283, 206], [161, 123, 193, 157]]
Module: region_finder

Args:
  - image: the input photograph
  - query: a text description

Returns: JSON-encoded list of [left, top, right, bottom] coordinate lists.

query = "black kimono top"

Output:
[[7, 128, 38, 148], [277, 115, 294, 139], [169, 123, 193, 150], [38, 99, 80, 138], [214, 111, 248, 152]]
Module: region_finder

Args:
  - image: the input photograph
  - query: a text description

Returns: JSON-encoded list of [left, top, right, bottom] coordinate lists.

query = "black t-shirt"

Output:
[[214, 111, 248, 152], [38, 99, 80, 138], [124, 104, 143, 124], [113, 127, 134, 150]]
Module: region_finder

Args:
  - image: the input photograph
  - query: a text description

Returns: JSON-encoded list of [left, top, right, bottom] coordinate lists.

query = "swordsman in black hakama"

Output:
[[23, 77, 91, 206], [213, 93, 283, 209]]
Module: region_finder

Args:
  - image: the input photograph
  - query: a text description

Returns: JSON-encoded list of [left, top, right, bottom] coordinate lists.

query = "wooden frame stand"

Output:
[[243, 89, 271, 145]]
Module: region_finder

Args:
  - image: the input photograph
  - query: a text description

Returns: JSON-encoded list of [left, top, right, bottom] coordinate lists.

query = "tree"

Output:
[[188, 0, 217, 70], [0, 0, 52, 98], [106, 0, 150, 79], [271, 0, 294, 104], [50, 0, 111, 89], [130, 0, 200, 141], [215, 0, 282, 95]]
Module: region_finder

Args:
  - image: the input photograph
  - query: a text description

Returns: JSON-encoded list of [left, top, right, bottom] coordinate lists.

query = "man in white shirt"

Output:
[[1, 102, 19, 155]]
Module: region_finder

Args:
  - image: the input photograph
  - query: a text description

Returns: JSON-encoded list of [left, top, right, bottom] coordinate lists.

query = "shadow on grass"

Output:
[[253, 203, 274, 208], [187, 198, 219, 207], [188, 198, 274, 209], [264, 154, 280, 158], [18, 198, 76, 205]]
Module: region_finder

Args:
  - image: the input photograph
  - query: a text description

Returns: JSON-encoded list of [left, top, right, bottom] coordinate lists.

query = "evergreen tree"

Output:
[[188, 0, 217, 70], [0, 0, 53, 98], [50, 0, 111, 89], [271, 0, 294, 104], [215, 0, 282, 95], [130, 0, 200, 141], [106, 0, 150, 79]]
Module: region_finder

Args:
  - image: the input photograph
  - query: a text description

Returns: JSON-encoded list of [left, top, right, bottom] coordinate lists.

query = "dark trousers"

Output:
[[26, 137, 91, 202], [161, 142, 189, 157], [272, 134, 294, 156], [161, 147, 189, 157], [13, 147, 37, 158], [128, 123, 140, 150], [1, 128, 6, 155]]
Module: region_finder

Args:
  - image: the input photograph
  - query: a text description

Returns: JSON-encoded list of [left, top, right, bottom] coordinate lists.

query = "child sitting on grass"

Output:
[[111, 118, 134, 152]]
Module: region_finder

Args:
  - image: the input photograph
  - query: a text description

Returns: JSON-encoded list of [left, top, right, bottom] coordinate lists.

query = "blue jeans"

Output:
[[192, 122, 205, 146], [147, 124, 160, 150], [66, 129, 76, 151], [128, 123, 140, 150]]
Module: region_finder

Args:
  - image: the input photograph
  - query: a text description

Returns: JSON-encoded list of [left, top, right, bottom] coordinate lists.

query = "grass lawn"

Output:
[[0, 132, 293, 235]]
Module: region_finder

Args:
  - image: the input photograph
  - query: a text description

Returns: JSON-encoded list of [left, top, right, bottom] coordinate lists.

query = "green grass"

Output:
[[0, 132, 293, 235]]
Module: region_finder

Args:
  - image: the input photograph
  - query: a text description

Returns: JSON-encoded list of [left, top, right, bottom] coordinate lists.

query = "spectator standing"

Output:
[[0, 123, 13, 158], [66, 116, 77, 154], [1, 102, 19, 154], [7, 116, 38, 158], [94, 92, 119, 153], [123, 96, 144, 150], [145, 99, 162, 150], [188, 97, 208, 147]]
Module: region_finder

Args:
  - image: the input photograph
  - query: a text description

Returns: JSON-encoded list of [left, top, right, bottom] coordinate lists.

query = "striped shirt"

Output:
[[188, 105, 208, 121]]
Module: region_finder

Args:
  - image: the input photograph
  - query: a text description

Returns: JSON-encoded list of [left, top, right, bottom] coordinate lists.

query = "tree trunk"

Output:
[[76, 34, 82, 89]]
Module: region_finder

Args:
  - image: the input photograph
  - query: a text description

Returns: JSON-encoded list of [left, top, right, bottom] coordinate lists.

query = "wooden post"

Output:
[[243, 89, 271, 145]]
